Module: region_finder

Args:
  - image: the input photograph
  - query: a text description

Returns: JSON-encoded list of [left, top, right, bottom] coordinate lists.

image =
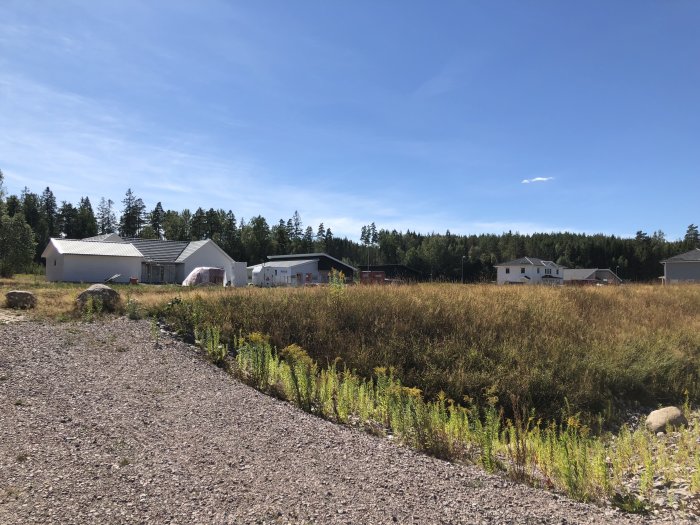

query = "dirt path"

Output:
[[0, 319, 685, 524]]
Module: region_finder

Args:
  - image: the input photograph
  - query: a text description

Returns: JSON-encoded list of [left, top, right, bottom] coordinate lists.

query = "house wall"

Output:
[[497, 265, 562, 285], [179, 242, 236, 285], [45, 251, 64, 282], [664, 262, 700, 283], [60, 254, 141, 283], [594, 269, 622, 284]]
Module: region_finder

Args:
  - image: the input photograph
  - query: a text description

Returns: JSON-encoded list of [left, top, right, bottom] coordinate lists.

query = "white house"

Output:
[[661, 248, 700, 284], [495, 257, 564, 285], [41, 239, 144, 284], [42, 236, 248, 286]]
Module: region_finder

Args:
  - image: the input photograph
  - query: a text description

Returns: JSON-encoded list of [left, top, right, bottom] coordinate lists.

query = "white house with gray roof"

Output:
[[661, 248, 700, 284], [42, 236, 247, 286], [494, 257, 565, 285]]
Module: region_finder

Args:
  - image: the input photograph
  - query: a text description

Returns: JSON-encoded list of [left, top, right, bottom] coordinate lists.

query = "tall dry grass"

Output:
[[160, 283, 700, 421]]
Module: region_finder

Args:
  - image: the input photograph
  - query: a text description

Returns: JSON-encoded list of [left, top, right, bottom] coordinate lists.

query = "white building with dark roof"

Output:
[[494, 257, 565, 285], [41, 236, 247, 286], [661, 248, 700, 284]]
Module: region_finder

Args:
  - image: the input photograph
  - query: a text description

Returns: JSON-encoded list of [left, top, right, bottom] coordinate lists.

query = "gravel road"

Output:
[[0, 318, 691, 524]]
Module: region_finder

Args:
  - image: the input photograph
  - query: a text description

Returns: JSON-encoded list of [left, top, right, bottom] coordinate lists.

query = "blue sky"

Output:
[[1, 1, 698, 240]]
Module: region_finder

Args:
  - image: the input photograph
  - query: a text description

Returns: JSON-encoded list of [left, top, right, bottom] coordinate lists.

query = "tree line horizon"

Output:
[[1, 174, 699, 282]]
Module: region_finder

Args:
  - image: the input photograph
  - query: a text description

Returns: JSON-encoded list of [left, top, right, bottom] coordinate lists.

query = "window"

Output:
[[545, 268, 552, 275], [53, 259, 56, 266], [505, 268, 510, 274], [556, 269, 559, 275], [520, 267, 525, 274], [537, 268, 540, 274]]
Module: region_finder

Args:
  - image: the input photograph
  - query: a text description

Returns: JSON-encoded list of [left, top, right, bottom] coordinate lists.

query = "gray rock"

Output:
[[5, 290, 37, 309], [645, 406, 687, 433], [76, 284, 120, 312]]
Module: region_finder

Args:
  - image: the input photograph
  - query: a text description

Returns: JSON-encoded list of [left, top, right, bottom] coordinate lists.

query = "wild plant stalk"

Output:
[[230, 330, 698, 507]]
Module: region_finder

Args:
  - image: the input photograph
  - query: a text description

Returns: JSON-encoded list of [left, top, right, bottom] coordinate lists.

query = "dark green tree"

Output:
[[96, 197, 117, 234], [74, 197, 98, 238], [149, 202, 165, 239], [0, 212, 36, 277], [118, 188, 146, 237]]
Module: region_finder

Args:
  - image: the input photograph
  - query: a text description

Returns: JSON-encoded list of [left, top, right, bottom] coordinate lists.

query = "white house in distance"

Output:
[[495, 257, 565, 285], [661, 248, 700, 284], [41, 235, 247, 286]]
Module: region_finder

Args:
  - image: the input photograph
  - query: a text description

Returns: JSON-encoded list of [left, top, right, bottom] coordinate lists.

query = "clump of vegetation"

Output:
[[231, 333, 700, 508], [80, 296, 104, 322], [196, 325, 228, 369]]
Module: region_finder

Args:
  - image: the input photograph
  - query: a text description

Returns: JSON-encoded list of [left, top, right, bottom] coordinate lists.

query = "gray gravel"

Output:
[[0, 318, 691, 524]]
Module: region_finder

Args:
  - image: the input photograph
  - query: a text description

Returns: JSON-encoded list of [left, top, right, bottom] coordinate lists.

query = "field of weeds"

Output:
[[3, 276, 699, 512], [159, 282, 700, 423]]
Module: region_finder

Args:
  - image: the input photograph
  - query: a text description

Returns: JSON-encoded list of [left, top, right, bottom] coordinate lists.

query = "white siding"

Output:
[[61, 254, 141, 283], [45, 253, 64, 282], [497, 265, 561, 285], [181, 241, 235, 286]]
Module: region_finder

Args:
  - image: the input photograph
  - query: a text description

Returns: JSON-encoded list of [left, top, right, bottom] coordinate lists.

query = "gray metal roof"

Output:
[[82, 233, 122, 242], [563, 269, 597, 281], [495, 257, 564, 268], [267, 252, 357, 273], [248, 259, 317, 270], [44, 239, 143, 258], [662, 249, 700, 263], [175, 240, 208, 263], [121, 238, 189, 263]]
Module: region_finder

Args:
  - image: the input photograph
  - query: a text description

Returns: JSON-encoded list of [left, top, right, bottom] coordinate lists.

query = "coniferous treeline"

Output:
[[1, 177, 698, 281]]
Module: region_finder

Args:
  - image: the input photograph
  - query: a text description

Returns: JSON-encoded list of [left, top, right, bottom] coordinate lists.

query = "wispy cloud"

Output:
[[521, 176, 555, 184]]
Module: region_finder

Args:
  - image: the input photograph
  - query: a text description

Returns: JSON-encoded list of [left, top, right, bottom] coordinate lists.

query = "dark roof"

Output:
[[495, 257, 564, 268], [359, 264, 424, 280], [662, 249, 700, 263], [267, 253, 357, 274], [121, 238, 189, 263]]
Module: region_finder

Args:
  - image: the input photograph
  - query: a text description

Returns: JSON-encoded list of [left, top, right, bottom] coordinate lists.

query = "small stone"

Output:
[[645, 407, 688, 433]]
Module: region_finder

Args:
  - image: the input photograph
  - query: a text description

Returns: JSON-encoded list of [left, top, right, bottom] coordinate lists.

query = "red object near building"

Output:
[[361, 271, 386, 284]]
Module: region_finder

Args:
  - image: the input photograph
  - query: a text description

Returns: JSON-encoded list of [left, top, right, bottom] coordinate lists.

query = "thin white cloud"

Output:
[[521, 177, 555, 184]]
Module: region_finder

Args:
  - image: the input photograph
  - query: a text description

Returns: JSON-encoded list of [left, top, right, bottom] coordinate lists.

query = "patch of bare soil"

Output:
[[0, 309, 25, 324], [0, 319, 691, 524]]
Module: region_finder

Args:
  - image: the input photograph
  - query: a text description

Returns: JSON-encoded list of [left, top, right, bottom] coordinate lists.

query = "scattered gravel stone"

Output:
[[0, 319, 694, 524]]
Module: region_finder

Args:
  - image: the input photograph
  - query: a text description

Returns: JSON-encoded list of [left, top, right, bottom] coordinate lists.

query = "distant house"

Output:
[[248, 253, 357, 286], [661, 248, 700, 284], [563, 268, 622, 286], [494, 257, 564, 285], [42, 236, 247, 286]]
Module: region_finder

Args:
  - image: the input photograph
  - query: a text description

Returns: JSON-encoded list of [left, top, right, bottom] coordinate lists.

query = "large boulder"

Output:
[[645, 406, 687, 433], [76, 284, 121, 312], [5, 290, 37, 309]]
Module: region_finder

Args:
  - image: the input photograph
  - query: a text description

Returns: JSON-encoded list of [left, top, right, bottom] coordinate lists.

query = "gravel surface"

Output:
[[0, 318, 692, 524]]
